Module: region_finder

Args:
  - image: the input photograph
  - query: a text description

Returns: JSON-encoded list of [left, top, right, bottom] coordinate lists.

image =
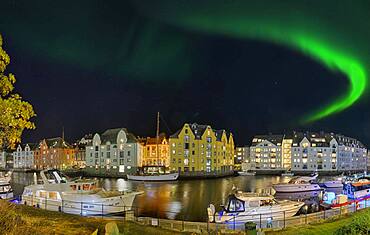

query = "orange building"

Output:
[[34, 137, 75, 170], [140, 135, 170, 168]]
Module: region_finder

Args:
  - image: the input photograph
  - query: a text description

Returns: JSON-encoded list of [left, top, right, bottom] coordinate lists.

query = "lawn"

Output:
[[266, 207, 370, 235]]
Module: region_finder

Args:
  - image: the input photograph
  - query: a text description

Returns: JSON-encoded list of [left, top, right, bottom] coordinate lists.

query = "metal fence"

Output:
[[16, 195, 370, 233]]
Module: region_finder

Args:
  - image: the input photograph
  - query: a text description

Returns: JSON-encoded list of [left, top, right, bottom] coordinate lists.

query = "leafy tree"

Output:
[[0, 34, 35, 149]]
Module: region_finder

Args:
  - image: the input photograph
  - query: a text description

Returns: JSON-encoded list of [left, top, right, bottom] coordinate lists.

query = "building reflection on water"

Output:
[[9, 172, 341, 221]]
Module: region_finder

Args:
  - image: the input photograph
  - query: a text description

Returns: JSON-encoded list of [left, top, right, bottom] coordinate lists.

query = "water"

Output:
[[10, 172, 334, 221]]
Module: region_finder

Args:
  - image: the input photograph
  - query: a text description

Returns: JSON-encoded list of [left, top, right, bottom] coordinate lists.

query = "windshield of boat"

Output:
[[289, 177, 309, 184], [227, 196, 245, 212]]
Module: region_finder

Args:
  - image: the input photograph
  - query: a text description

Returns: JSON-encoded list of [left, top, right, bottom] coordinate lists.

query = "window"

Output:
[[106, 152, 110, 158], [107, 145, 110, 151], [95, 146, 99, 151], [127, 151, 131, 156], [119, 159, 124, 165]]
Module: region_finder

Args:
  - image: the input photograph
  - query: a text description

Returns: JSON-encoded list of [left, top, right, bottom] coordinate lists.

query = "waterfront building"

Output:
[[139, 134, 170, 168], [34, 137, 76, 170], [0, 151, 6, 169], [72, 134, 93, 168], [250, 135, 283, 170], [169, 123, 234, 176], [13, 143, 36, 169], [85, 128, 143, 175], [249, 132, 367, 172], [235, 146, 249, 170]]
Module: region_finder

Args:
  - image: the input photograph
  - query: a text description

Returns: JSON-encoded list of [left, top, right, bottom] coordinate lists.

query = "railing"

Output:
[[14, 195, 370, 233]]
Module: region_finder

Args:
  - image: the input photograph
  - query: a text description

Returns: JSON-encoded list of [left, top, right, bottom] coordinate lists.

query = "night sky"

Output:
[[0, 0, 369, 146]]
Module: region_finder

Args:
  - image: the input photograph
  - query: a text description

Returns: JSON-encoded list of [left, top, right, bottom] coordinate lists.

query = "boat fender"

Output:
[[207, 204, 216, 222]]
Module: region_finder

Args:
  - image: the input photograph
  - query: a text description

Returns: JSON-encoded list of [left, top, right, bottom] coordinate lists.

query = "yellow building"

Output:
[[169, 123, 234, 176], [140, 134, 170, 167]]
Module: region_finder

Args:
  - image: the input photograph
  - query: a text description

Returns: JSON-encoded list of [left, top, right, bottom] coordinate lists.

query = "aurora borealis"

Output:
[[0, 0, 369, 144], [133, 0, 369, 123]]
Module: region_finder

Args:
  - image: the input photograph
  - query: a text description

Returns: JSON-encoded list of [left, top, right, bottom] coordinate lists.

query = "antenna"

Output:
[[62, 126, 65, 140]]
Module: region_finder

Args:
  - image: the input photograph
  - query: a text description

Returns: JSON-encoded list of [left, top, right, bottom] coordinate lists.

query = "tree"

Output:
[[0, 34, 35, 149]]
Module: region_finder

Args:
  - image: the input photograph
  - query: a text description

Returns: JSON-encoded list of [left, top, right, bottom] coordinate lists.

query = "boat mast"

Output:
[[156, 112, 160, 170]]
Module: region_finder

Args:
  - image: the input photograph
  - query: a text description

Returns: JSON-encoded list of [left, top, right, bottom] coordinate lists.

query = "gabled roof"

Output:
[[42, 137, 73, 149], [99, 128, 138, 144], [100, 128, 127, 144], [251, 134, 284, 146]]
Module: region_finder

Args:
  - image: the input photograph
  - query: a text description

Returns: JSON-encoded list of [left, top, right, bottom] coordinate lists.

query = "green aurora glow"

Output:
[[1, 0, 369, 124], [133, 0, 369, 123]]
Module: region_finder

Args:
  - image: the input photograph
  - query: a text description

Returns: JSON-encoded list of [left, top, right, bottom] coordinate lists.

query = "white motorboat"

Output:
[[0, 182, 13, 199], [0, 171, 12, 184], [127, 172, 179, 181], [273, 174, 320, 193], [21, 169, 142, 216], [207, 191, 304, 223], [238, 170, 256, 176], [281, 170, 294, 177], [321, 180, 343, 188]]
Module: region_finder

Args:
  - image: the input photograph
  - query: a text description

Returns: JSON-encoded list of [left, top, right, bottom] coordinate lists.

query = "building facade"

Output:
[[34, 137, 75, 170], [169, 123, 234, 176], [250, 135, 283, 170], [0, 152, 6, 169], [13, 143, 36, 169], [85, 128, 143, 175], [140, 134, 170, 168], [249, 132, 367, 172], [73, 134, 93, 169]]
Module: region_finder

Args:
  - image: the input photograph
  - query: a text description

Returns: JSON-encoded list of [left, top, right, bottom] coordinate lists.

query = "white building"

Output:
[[85, 128, 143, 175], [13, 144, 36, 169], [0, 152, 6, 169], [249, 135, 283, 170], [249, 132, 367, 173]]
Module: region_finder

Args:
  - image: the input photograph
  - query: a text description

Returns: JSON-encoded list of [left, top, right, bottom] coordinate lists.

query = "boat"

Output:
[[281, 170, 294, 177], [0, 181, 13, 199], [320, 180, 343, 188], [0, 171, 12, 184], [238, 170, 256, 176], [127, 112, 178, 181], [343, 178, 370, 199], [21, 169, 142, 216], [207, 191, 304, 223], [127, 172, 179, 181], [273, 174, 320, 193]]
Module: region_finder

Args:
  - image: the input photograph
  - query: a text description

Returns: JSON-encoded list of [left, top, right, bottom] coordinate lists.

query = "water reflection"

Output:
[[9, 172, 342, 221]]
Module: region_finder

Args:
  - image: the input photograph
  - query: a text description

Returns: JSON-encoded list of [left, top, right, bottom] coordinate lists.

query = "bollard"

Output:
[[245, 222, 257, 235]]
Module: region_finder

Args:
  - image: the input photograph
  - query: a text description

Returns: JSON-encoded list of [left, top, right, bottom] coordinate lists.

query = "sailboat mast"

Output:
[[156, 112, 160, 168]]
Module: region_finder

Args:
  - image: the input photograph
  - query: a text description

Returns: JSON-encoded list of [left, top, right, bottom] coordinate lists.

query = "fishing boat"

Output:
[[273, 174, 320, 193], [237, 170, 256, 176], [207, 191, 304, 223], [21, 169, 142, 216], [127, 112, 179, 181], [320, 180, 343, 188]]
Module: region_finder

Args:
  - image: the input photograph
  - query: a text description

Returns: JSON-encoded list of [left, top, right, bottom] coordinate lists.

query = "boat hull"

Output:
[[273, 183, 320, 193], [210, 202, 304, 223], [21, 192, 139, 216], [238, 171, 256, 176], [127, 173, 179, 181]]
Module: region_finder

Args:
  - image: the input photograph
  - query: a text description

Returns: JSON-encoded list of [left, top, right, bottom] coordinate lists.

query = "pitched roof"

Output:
[[100, 128, 138, 144], [44, 137, 73, 149], [251, 134, 284, 146]]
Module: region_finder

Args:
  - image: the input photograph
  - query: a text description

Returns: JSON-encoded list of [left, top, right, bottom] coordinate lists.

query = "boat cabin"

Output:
[[344, 180, 370, 199], [225, 194, 276, 213]]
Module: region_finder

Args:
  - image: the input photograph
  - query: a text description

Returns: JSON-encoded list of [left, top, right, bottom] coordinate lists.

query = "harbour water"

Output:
[[10, 172, 335, 221]]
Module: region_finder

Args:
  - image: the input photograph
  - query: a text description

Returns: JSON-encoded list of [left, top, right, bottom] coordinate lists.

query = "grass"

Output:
[[266, 207, 370, 235], [0, 200, 190, 235]]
